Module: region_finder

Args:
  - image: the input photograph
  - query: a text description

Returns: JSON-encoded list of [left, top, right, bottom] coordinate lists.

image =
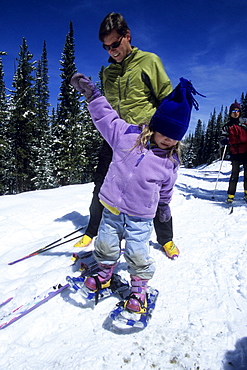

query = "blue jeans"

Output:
[[94, 208, 155, 280]]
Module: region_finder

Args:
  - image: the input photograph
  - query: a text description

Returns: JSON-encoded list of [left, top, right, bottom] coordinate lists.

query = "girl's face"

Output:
[[153, 132, 178, 150]]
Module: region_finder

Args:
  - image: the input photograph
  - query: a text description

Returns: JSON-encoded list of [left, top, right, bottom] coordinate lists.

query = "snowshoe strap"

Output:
[[126, 293, 147, 309], [93, 276, 102, 305], [110, 274, 129, 299]]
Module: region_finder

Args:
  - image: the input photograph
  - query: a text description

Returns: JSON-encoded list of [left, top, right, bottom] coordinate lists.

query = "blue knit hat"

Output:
[[150, 78, 205, 141]]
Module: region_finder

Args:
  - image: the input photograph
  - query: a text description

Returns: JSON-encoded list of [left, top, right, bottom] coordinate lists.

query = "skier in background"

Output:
[[75, 12, 180, 260], [220, 102, 247, 203], [70, 73, 203, 313]]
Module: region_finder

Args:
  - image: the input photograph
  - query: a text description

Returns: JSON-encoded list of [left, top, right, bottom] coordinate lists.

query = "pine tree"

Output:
[[223, 106, 228, 125], [241, 92, 247, 118], [51, 21, 86, 186], [181, 133, 196, 168], [79, 70, 104, 183], [203, 109, 217, 164], [0, 52, 9, 194], [216, 106, 224, 129], [79, 101, 103, 183], [7, 38, 37, 193], [98, 66, 105, 95], [193, 119, 205, 166], [35, 41, 49, 133], [33, 41, 53, 189]]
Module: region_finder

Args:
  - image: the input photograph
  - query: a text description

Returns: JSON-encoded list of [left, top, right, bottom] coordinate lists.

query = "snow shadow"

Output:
[[180, 170, 244, 185], [40, 250, 77, 258], [180, 170, 232, 183], [223, 337, 247, 369], [102, 315, 143, 335], [175, 182, 226, 201], [149, 240, 165, 253], [175, 183, 244, 209], [55, 211, 89, 230], [61, 288, 95, 310]]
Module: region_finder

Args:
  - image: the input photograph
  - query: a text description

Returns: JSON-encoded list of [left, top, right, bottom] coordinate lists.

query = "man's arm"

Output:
[[142, 53, 172, 105]]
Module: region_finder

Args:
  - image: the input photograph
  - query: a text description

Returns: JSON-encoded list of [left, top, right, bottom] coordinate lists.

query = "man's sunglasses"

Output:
[[232, 109, 240, 113], [103, 36, 124, 51]]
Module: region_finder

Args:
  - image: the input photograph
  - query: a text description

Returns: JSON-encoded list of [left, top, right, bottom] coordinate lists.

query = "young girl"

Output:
[[70, 74, 203, 313]]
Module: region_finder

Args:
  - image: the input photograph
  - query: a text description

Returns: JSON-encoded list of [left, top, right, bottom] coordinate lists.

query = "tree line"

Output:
[[1, 21, 247, 194], [0, 21, 103, 195]]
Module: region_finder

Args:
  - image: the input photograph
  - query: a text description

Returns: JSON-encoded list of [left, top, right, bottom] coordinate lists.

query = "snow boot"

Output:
[[163, 241, 180, 259], [125, 276, 148, 314], [226, 194, 234, 204], [84, 263, 116, 291], [74, 234, 92, 248]]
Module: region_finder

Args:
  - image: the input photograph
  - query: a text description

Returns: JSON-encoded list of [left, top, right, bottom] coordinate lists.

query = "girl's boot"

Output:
[[85, 263, 116, 291], [125, 276, 148, 313]]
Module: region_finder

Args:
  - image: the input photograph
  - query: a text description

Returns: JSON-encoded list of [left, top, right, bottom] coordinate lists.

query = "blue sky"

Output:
[[1, 0, 247, 133]]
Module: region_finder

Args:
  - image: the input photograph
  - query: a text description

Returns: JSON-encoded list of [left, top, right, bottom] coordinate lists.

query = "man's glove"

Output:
[[70, 73, 101, 103], [157, 203, 171, 223]]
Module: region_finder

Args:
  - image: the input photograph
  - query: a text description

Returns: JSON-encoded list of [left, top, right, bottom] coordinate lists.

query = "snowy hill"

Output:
[[0, 162, 247, 370]]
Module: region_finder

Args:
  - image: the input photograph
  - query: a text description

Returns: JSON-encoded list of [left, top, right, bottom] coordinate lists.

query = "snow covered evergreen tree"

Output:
[[182, 108, 224, 168], [181, 133, 196, 168], [203, 109, 217, 164], [78, 74, 104, 184], [223, 106, 228, 125], [79, 100, 103, 184], [33, 41, 53, 189], [51, 21, 86, 186], [35, 41, 50, 134], [0, 52, 9, 194], [241, 92, 247, 118], [7, 38, 37, 193], [193, 119, 205, 166]]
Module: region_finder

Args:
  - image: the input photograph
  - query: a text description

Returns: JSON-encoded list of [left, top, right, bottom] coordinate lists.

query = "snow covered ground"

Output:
[[0, 161, 247, 370]]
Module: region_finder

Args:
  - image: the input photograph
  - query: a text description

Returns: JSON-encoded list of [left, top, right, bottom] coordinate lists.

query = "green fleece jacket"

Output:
[[103, 47, 172, 125]]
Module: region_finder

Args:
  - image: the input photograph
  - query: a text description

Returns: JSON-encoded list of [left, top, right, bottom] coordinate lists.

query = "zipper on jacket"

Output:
[[117, 76, 121, 116], [135, 142, 150, 166]]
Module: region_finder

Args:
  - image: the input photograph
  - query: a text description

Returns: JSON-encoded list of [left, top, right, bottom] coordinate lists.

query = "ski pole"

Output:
[[8, 227, 85, 265], [212, 145, 227, 199]]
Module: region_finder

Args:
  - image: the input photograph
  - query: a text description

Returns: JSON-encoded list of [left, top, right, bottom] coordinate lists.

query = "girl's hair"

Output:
[[134, 123, 181, 162]]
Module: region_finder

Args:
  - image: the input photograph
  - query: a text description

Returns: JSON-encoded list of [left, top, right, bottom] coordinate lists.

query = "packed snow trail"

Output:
[[0, 162, 247, 369]]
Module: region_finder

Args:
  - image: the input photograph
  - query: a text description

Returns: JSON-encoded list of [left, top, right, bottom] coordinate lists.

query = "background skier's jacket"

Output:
[[221, 119, 247, 155]]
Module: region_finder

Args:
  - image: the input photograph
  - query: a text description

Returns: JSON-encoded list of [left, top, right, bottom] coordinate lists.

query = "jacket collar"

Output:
[[107, 46, 138, 65]]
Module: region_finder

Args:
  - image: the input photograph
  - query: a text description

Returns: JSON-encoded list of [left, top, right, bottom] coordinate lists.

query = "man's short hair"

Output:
[[99, 12, 130, 42]]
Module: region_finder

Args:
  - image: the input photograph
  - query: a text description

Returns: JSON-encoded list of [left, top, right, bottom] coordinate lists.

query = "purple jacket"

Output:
[[88, 96, 179, 219]]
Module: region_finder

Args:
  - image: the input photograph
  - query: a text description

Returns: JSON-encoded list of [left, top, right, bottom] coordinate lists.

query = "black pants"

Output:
[[228, 160, 247, 196], [85, 140, 173, 245]]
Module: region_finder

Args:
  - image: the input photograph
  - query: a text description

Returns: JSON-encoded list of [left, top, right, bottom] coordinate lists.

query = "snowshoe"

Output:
[[66, 273, 130, 305], [109, 286, 159, 329]]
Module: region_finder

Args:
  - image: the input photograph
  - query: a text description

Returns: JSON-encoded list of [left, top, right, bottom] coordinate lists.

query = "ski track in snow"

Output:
[[0, 162, 247, 369]]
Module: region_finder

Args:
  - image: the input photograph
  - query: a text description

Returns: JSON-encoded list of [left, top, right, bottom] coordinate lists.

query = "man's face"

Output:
[[103, 29, 132, 63], [230, 109, 240, 119]]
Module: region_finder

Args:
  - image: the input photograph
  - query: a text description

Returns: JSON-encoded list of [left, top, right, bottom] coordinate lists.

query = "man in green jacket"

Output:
[[75, 12, 179, 259]]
